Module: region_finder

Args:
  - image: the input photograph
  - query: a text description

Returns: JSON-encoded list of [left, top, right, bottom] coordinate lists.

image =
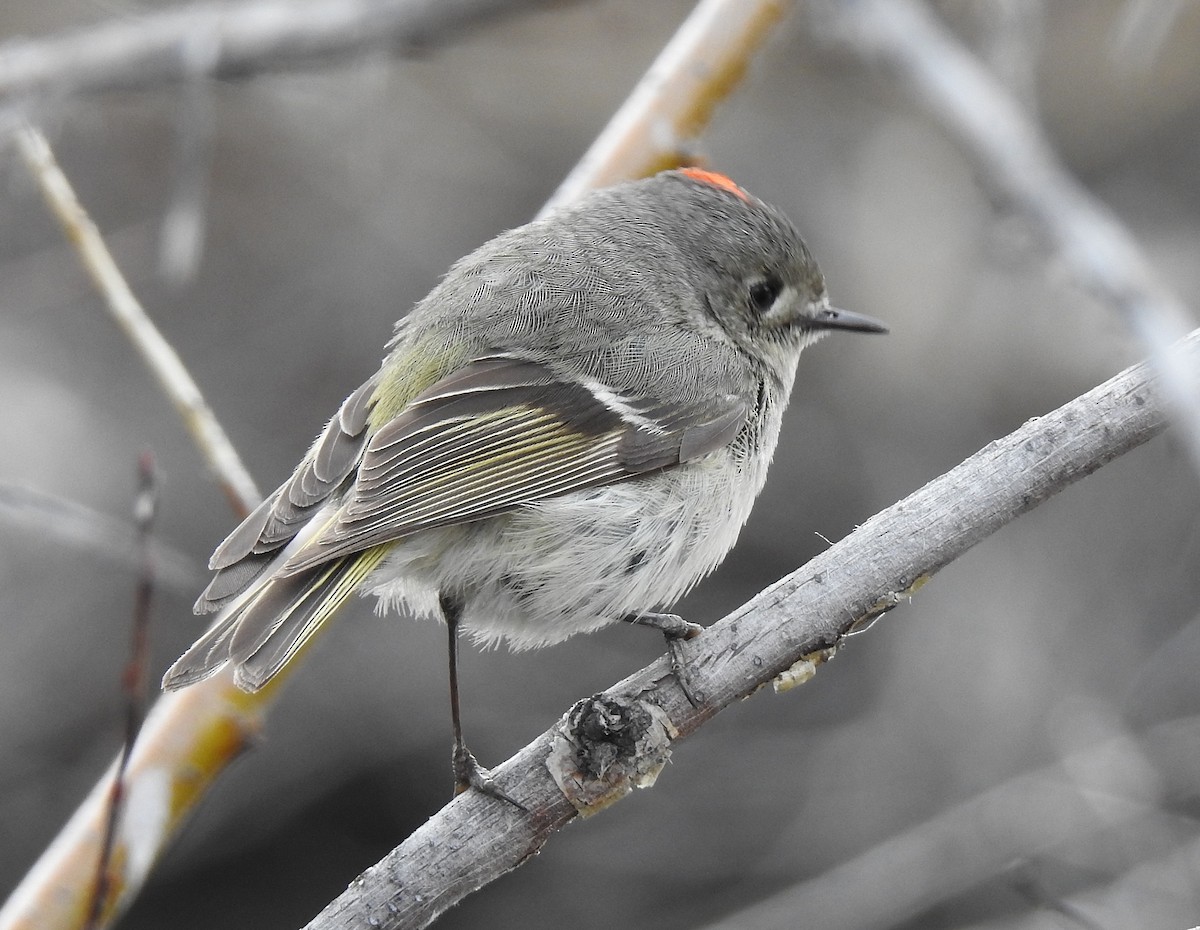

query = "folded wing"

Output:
[[280, 354, 748, 573]]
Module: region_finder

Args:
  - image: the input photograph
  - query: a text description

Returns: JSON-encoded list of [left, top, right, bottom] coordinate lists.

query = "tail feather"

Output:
[[160, 614, 241, 690], [232, 548, 387, 690], [162, 546, 389, 693], [226, 559, 349, 668], [194, 552, 277, 613]]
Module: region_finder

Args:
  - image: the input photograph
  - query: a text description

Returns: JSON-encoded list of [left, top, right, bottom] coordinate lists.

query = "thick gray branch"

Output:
[[303, 330, 1199, 930], [0, 0, 566, 101]]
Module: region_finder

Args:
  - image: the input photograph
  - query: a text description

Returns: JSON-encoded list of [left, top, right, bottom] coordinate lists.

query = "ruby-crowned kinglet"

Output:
[[164, 168, 886, 799]]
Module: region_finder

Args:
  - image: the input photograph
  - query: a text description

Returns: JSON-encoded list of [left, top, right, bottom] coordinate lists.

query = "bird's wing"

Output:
[[194, 374, 379, 613], [170, 353, 748, 693], [280, 354, 749, 573]]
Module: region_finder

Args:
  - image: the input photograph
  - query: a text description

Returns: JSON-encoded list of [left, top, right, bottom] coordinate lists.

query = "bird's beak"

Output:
[[807, 305, 889, 334]]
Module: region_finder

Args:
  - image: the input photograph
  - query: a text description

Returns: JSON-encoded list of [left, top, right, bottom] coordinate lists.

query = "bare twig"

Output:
[[303, 331, 1200, 930], [541, 0, 795, 215], [84, 454, 158, 930], [0, 0, 570, 103], [157, 30, 219, 284], [14, 124, 260, 516], [1110, 0, 1190, 74], [2, 125, 267, 930], [959, 831, 1200, 930], [0, 664, 266, 930], [0, 482, 198, 592], [696, 714, 1200, 930], [805, 0, 1200, 474]]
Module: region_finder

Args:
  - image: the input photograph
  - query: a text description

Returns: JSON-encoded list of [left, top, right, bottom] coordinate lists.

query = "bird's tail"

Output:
[[161, 545, 390, 692]]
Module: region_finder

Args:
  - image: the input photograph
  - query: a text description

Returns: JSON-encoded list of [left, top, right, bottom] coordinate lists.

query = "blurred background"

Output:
[[2, 1, 1200, 928]]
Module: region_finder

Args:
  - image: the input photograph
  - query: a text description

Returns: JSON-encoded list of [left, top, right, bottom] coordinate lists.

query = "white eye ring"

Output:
[[748, 275, 783, 314]]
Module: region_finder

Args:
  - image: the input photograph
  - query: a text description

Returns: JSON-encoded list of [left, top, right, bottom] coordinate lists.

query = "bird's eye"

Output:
[[748, 275, 783, 314]]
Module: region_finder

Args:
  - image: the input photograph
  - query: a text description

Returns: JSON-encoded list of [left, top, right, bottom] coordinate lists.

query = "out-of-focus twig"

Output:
[[962, 0, 1043, 115], [0, 482, 199, 592], [14, 124, 260, 516], [84, 453, 158, 930], [1005, 869, 1106, 930], [806, 0, 1200, 476], [157, 30, 219, 285], [0, 0, 570, 103], [541, 0, 795, 215], [3, 126, 271, 930], [303, 330, 1200, 930], [0, 663, 266, 930], [1110, 0, 1189, 74], [696, 714, 1200, 930], [959, 830, 1200, 930]]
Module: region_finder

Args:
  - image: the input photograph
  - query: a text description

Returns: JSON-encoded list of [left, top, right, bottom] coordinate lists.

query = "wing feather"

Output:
[[280, 356, 749, 573], [194, 372, 379, 612], [209, 494, 276, 570]]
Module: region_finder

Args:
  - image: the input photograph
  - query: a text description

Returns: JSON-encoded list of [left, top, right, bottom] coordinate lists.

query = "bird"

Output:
[[163, 167, 887, 803]]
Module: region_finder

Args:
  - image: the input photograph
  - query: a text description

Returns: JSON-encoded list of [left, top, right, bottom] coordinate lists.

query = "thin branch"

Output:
[[0, 0, 569, 103], [540, 0, 796, 215], [85, 454, 158, 930], [303, 330, 1200, 930], [805, 0, 1200, 474], [0, 666, 268, 930], [1110, 0, 1190, 74], [14, 124, 261, 516], [959, 830, 1200, 930], [157, 30, 219, 285], [695, 714, 1200, 930], [0, 482, 199, 593], [3, 125, 265, 930]]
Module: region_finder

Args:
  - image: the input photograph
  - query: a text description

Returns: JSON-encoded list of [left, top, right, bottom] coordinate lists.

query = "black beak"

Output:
[[808, 306, 889, 334]]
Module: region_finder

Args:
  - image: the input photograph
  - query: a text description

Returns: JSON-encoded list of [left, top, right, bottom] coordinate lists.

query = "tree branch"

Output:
[[0, 0, 569, 102], [540, 0, 795, 215], [0, 482, 199, 593], [696, 713, 1200, 930], [803, 0, 1200, 473], [303, 329, 1200, 930], [84, 454, 159, 930], [14, 125, 261, 516]]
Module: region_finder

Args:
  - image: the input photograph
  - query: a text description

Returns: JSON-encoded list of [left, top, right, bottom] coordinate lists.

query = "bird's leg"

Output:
[[623, 611, 704, 707], [440, 593, 526, 810]]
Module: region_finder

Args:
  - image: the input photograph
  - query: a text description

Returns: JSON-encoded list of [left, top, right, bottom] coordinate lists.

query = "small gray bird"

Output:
[[164, 168, 886, 801]]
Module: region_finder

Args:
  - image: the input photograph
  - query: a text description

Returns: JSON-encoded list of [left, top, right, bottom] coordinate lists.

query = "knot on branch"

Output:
[[545, 694, 679, 817]]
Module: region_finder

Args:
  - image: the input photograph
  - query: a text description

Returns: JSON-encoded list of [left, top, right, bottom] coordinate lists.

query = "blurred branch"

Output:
[[0, 0, 569, 103], [0, 4, 800, 927], [304, 330, 1200, 929], [805, 0, 1200, 475], [0, 482, 199, 593], [157, 30, 219, 285], [14, 124, 261, 516], [697, 714, 1200, 930], [540, 0, 795, 215], [0, 665, 267, 930], [1110, 0, 1190, 74], [960, 828, 1200, 929], [3, 124, 268, 930], [85, 454, 158, 930]]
